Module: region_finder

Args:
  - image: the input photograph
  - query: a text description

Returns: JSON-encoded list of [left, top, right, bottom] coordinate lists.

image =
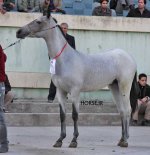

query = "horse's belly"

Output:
[[81, 77, 114, 91]]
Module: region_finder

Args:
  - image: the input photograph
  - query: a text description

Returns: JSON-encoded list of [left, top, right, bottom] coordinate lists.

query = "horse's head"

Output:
[[16, 16, 56, 39]]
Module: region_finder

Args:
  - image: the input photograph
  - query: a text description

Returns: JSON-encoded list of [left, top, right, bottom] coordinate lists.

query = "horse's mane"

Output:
[[57, 25, 68, 41], [52, 17, 67, 44], [45, 12, 68, 43], [50, 17, 78, 53], [52, 18, 68, 42]]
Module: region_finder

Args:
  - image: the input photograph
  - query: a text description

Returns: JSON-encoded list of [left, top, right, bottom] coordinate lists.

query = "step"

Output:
[[7, 100, 118, 113], [5, 113, 120, 126], [5, 99, 120, 126]]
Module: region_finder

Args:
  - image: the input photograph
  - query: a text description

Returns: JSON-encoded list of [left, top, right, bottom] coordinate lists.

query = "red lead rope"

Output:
[[53, 42, 68, 60]]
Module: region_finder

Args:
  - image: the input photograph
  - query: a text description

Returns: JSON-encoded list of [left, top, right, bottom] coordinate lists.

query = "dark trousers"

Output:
[[48, 80, 56, 100], [0, 83, 8, 145]]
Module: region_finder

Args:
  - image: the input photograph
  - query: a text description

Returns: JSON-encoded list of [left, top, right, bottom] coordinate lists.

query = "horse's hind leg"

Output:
[[53, 89, 67, 147], [69, 91, 80, 148], [109, 81, 131, 147], [118, 82, 131, 148]]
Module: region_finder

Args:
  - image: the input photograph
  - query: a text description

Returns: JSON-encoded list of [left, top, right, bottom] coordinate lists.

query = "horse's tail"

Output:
[[130, 72, 140, 113]]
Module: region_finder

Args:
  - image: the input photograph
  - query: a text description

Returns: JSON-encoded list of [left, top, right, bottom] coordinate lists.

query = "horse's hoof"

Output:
[[53, 141, 62, 147], [120, 141, 128, 147], [69, 141, 77, 148], [117, 139, 123, 146], [118, 140, 128, 147]]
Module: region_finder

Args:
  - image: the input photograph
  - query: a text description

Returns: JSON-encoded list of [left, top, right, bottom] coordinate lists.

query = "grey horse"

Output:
[[16, 15, 138, 148]]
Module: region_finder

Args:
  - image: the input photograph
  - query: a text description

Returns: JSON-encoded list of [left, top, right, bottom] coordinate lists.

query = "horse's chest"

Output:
[[51, 75, 72, 92]]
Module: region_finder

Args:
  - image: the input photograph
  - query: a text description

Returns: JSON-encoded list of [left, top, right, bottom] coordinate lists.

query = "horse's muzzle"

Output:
[[16, 29, 29, 39]]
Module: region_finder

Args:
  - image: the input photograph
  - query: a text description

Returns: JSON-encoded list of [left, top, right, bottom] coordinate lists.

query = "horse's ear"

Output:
[[47, 4, 51, 19]]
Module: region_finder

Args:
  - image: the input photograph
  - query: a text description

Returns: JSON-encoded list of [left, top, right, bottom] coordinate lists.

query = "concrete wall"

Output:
[[0, 13, 150, 101]]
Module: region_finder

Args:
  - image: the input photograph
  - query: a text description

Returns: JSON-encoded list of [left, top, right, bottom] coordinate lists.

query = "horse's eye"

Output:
[[36, 21, 42, 24]]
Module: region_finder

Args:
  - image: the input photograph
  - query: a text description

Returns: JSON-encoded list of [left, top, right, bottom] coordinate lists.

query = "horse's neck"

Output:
[[44, 28, 68, 59]]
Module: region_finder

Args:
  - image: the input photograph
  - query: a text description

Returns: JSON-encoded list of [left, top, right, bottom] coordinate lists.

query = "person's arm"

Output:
[[10, 0, 15, 6], [2, 0, 15, 11], [0, 46, 2, 75], [92, 8, 97, 16], [9, 0, 15, 8], [0, 4, 7, 14], [72, 37, 76, 50], [5, 74, 11, 94], [146, 85, 150, 100], [140, 97, 149, 103], [0, 45, 5, 59], [0, 45, 6, 76], [126, 9, 134, 17], [0, 46, 3, 76], [140, 85, 150, 102], [3, 0, 15, 6], [0, 45, 2, 59], [146, 96, 150, 101]]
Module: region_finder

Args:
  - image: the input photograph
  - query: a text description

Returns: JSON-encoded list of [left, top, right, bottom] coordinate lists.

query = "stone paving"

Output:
[[5, 126, 150, 155]]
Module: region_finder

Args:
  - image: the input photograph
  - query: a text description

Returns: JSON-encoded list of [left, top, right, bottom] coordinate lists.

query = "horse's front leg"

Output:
[[69, 93, 80, 148], [53, 89, 67, 148]]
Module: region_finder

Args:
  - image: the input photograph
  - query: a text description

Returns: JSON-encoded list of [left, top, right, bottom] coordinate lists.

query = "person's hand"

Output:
[[51, 9, 57, 12], [9, 3, 15, 8], [138, 99, 143, 104], [0, 7, 6, 14], [141, 97, 148, 103]]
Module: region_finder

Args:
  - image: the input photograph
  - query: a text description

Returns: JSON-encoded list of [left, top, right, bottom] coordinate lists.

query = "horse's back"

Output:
[[79, 48, 136, 91], [107, 49, 137, 78], [82, 48, 136, 74], [107, 49, 136, 76]]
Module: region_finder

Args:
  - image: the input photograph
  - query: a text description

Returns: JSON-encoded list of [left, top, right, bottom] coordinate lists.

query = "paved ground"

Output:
[[6, 126, 150, 155]]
